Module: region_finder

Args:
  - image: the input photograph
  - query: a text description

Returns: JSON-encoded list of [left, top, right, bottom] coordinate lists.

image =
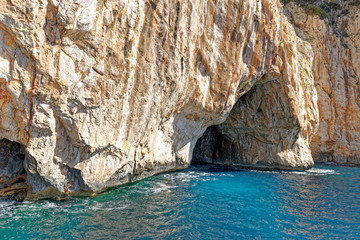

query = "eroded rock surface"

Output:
[[194, 17, 318, 170], [285, 1, 360, 165], [0, 0, 319, 199]]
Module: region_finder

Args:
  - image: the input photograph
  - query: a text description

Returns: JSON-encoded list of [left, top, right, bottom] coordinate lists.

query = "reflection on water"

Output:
[[0, 165, 359, 239], [277, 168, 359, 239]]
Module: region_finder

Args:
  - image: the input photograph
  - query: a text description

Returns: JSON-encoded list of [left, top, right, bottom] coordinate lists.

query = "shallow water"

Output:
[[1, 164, 359, 239]]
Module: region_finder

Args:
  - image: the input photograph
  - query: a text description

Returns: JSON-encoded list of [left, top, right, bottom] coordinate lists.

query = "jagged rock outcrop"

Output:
[[0, 0, 319, 199], [284, 1, 360, 165]]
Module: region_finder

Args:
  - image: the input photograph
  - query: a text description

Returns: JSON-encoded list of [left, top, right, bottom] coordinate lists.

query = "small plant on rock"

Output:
[[301, 4, 328, 20]]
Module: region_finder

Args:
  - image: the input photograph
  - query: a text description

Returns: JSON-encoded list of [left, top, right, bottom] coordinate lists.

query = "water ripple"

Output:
[[1, 164, 359, 239]]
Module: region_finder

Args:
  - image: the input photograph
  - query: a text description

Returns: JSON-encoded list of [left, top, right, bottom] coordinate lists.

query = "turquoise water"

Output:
[[1, 164, 360, 239]]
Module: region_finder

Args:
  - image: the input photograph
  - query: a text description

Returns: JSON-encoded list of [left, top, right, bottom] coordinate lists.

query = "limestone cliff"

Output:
[[284, 1, 360, 165], [0, 0, 319, 199], [193, 9, 319, 170], [195, 0, 360, 168]]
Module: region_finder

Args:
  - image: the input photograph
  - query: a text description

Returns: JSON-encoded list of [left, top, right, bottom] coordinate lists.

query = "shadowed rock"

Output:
[[0, 139, 27, 201]]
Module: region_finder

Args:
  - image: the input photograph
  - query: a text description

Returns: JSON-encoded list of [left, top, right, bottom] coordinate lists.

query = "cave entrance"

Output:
[[191, 79, 269, 168], [0, 139, 27, 201], [192, 124, 239, 167], [193, 125, 222, 165]]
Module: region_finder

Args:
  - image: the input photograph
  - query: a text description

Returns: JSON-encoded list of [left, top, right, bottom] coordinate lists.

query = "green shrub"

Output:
[[320, 3, 328, 9], [301, 4, 329, 20]]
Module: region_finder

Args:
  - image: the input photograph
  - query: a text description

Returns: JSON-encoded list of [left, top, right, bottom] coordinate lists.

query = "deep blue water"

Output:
[[1, 164, 360, 239]]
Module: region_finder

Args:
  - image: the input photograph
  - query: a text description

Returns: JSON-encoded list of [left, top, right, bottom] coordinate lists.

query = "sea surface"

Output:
[[1, 164, 359, 239]]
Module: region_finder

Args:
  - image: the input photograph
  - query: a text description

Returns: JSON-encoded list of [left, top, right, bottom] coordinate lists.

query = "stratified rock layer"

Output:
[[0, 0, 318, 198], [286, 1, 360, 165]]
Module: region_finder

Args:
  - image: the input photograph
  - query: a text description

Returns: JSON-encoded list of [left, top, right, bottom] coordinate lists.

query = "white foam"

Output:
[[249, 170, 278, 174], [290, 168, 337, 176], [150, 182, 178, 194], [218, 173, 235, 177]]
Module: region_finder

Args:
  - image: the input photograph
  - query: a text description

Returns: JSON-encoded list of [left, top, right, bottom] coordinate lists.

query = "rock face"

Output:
[[193, 17, 318, 170], [0, 0, 320, 199], [285, 1, 360, 165]]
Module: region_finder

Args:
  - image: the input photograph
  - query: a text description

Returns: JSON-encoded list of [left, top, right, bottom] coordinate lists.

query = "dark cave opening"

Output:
[[192, 125, 237, 166], [0, 139, 27, 201]]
